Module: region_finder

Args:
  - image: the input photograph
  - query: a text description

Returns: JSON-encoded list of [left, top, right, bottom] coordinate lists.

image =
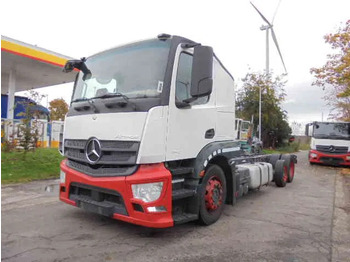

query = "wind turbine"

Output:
[[250, 1, 287, 142]]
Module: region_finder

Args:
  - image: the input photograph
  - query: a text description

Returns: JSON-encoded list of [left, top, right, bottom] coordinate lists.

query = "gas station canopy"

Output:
[[1, 36, 76, 94], [1, 36, 77, 119]]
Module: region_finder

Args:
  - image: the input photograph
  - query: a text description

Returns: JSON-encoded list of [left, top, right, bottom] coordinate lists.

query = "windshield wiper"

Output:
[[95, 93, 137, 110], [71, 97, 90, 103], [94, 92, 129, 101]]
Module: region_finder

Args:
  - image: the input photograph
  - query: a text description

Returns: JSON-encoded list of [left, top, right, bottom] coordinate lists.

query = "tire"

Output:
[[198, 165, 227, 226], [267, 154, 280, 182], [267, 154, 281, 168], [274, 159, 287, 187], [280, 154, 295, 183]]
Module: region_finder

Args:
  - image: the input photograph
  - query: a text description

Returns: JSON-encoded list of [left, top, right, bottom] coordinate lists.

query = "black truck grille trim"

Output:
[[66, 159, 138, 177], [69, 182, 128, 216], [64, 139, 140, 177], [316, 145, 348, 154]]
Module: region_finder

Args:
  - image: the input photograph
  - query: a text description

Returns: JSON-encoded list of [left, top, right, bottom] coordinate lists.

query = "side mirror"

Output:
[[190, 45, 213, 97], [63, 60, 82, 73], [63, 59, 92, 80]]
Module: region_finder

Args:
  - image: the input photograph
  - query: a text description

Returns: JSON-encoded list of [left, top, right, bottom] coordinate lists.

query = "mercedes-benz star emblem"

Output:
[[85, 138, 102, 164], [329, 145, 335, 152]]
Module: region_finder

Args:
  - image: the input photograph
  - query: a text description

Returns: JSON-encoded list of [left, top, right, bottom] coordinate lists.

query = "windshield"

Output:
[[313, 122, 350, 139], [72, 39, 170, 101]]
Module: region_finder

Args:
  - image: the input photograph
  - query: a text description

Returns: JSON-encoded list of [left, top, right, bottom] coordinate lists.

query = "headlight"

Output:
[[131, 182, 163, 203], [60, 170, 66, 183], [310, 143, 316, 150], [310, 153, 318, 158]]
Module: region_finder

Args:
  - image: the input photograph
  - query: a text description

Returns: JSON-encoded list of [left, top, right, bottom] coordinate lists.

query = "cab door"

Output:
[[165, 46, 216, 161]]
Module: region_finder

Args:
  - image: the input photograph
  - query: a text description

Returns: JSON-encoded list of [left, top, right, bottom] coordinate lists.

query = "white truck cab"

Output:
[[59, 34, 296, 228], [306, 121, 350, 166]]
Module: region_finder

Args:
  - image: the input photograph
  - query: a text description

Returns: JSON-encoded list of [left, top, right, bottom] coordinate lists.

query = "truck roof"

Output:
[[313, 121, 350, 124], [87, 34, 234, 81]]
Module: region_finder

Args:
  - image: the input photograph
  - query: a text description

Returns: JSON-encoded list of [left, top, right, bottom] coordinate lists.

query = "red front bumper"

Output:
[[59, 160, 173, 228], [309, 150, 350, 166]]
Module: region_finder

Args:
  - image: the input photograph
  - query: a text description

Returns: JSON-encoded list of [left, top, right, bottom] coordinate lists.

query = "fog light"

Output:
[[147, 206, 167, 212], [310, 153, 318, 158], [131, 182, 163, 203], [60, 170, 66, 183]]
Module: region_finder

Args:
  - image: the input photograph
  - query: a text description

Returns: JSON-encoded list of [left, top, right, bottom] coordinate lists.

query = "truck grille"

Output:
[[64, 139, 139, 177], [319, 157, 344, 165], [316, 145, 348, 154]]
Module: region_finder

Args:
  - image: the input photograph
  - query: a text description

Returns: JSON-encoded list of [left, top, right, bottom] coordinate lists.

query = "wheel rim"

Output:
[[290, 162, 295, 179], [205, 176, 223, 212], [283, 166, 288, 182]]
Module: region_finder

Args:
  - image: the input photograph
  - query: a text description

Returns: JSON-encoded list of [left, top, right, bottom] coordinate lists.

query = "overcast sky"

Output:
[[2, 0, 349, 126]]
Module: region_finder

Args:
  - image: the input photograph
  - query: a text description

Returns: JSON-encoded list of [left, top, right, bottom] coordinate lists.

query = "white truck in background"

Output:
[[59, 34, 297, 228], [306, 121, 350, 166], [235, 118, 263, 154]]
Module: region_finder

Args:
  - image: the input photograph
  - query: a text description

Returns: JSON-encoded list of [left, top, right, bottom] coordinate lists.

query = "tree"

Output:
[[16, 90, 45, 154], [49, 98, 69, 121], [310, 20, 350, 121], [236, 72, 291, 148], [290, 121, 303, 136]]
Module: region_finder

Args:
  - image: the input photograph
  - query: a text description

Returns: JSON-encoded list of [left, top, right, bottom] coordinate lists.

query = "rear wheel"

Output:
[[287, 161, 295, 182], [281, 154, 295, 183], [198, 165, 227, 226], [274, 160, 287, 187], [268, 154, 281, 168], [267, 154, 281, 182]]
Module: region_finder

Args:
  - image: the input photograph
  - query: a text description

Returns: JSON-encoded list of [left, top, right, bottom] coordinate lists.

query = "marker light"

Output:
[[132, 182, 163, 203], [147, 206, 167, 212]]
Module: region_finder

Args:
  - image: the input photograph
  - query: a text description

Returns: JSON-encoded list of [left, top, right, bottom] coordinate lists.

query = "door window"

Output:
[[175, 52, 209, 106]]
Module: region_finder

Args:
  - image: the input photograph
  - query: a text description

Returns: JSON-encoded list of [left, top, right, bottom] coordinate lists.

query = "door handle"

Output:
[[205, 128, 215, 139]]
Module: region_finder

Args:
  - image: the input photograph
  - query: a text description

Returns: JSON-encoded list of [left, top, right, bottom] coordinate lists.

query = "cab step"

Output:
[[173, 213, 198, 225], [169, 167, 194, 176], [172, 188, 196, 200]]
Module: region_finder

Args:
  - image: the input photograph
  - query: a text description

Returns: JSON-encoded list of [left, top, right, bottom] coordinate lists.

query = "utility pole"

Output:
[[259, 25, 271, 142]]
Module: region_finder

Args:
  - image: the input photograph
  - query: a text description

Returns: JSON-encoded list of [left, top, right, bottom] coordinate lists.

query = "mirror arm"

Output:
[[175, 101, 191, 109], [183, 97, 197, 103]]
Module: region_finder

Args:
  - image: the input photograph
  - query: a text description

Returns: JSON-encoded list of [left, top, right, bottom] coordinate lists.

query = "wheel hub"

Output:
[[205, 176, 223, 211]]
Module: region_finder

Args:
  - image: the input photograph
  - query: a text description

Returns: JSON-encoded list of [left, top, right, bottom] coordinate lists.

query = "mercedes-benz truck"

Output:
[[306, 121, 350, 166], [59, 34, 297, 228]]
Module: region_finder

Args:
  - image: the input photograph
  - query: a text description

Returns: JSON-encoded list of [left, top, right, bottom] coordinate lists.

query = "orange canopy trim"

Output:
[[1, 39, 68, 68]]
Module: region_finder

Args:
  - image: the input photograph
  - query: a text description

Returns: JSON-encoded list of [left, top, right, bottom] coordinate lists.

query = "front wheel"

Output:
[[198, 165, 227, 226], [281, 154, 295, 183]]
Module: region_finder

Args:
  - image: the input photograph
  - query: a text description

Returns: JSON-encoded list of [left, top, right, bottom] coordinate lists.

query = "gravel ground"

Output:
[[2, 151, 349, 262]]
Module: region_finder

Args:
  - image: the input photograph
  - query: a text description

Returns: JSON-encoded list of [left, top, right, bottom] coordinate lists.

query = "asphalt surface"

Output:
[[2, 151, 349, 262]]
